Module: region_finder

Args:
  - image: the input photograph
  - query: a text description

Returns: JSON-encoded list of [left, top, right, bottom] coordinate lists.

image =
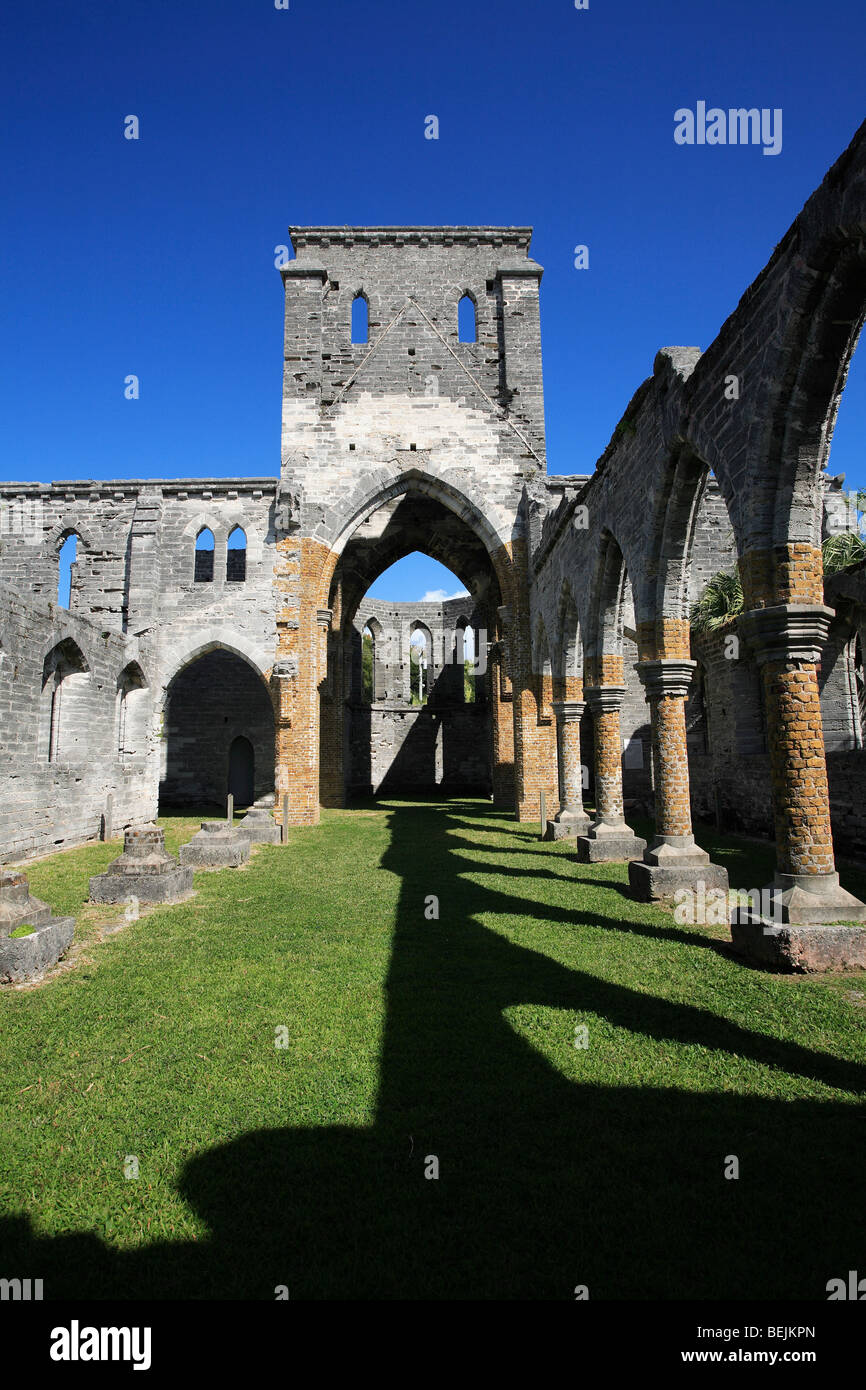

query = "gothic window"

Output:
[[194, 528, 215, 582], [227, 526, 247, 582]]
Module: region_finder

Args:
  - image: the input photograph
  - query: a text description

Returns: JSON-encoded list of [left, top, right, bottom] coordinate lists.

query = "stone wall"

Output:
[[0, 581, 158, 862]]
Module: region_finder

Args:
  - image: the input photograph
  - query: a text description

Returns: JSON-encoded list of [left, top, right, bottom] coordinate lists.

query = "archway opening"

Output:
[[160, 648, 274, 812], [324, 486, 501, 803]]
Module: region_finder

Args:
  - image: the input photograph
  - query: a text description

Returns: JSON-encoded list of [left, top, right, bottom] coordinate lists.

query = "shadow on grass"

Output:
[[2, 798, 865, 1299]]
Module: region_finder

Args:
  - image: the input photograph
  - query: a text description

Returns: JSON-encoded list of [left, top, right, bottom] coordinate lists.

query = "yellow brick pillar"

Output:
[[490, 633, 515, 809], [576, 682, 646, 863], [272, 535, 333, 827], [737, 601, 866, 930], [628, 660, 728, 903]]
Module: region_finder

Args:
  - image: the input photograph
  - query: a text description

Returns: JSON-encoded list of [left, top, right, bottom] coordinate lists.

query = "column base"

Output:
[[731, 922, 866, 973], [545, 810, 591, 841], [730, 873, 866, 972], [629, 859, 729, 905], [576, 822, 647, 863]]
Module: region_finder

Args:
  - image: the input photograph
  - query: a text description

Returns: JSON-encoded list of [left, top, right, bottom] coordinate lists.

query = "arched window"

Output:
[[410, 625, 432, 705], [458, 294, 477, 344], [194, 527, 215, 583], [462, 623, 477, 704], [116, 663, 148, 762], [42, 640, 90, 763], [58, 532, 79, 609], [227, 526, 247, 583], [362, 625, 375, 703], [351, 294, 369, 345]]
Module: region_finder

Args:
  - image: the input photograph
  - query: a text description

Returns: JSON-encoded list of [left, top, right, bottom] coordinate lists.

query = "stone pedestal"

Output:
[[576, 823, 647, 863], [546, 810, 591, 841], [180, 822, 251, 869], [730, 872, 866, 971], [629, 837, 728, 903], [90, 824, 193, 904], [0, 871, 74, 983], [239, 796, 282, 845], [731, 920, 866, 973]]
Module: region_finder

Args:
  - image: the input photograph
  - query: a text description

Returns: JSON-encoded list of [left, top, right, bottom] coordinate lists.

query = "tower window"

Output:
[[458, 294, 477, 344], [57, 532, 78, 609], [227, 526, 247, 582], [194, 528, 215, 582], [351, 294, 369, 345]]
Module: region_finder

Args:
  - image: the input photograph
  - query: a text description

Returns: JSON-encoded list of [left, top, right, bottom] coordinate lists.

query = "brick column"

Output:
[[546, 700, 590, 839], [736, 604, 866, 937], [628, 660, 728, 903], [318, 608, 343, 808], [576, 686, 646, 862], [490, 638, 515, 808]]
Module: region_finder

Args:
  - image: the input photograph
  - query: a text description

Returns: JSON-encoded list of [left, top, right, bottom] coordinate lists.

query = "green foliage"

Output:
[[822, 530, 866, 575], [361, 631, 373, 701], [690, 568, 744, 633], [690, 530, 866, 637], [9, 923, 35, 938]]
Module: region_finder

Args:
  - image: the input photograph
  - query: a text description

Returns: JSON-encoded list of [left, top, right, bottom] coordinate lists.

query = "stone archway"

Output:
[[160, 649, 275, 811]]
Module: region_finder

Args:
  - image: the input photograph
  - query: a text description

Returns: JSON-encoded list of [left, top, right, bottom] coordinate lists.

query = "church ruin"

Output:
[[3, 120, 866, 968]]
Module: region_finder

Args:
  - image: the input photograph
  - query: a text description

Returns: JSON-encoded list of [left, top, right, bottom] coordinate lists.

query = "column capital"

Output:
[[316, 608, 333, 629], [552, 699, 586, 722], [738, 604, 834, 665], [584, 685, 626, 715], [636, 658, 696, 700]]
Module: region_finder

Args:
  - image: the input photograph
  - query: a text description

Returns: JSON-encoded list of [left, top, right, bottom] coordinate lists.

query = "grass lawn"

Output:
[[1, 797, 865, 1300]]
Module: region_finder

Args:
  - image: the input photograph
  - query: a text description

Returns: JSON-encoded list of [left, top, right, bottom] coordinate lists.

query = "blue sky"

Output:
[[2, 0, 864, 602]]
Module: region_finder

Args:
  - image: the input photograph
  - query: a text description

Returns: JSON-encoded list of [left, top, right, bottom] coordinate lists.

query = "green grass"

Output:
[[1, 799, 865, 1300]]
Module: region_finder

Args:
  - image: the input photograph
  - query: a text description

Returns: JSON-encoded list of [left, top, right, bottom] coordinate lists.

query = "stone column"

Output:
[[546, 700, 590, 839], [576, 686, 646, 862], [734, 604, 866, 959], [628, 660, 728, 902]]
